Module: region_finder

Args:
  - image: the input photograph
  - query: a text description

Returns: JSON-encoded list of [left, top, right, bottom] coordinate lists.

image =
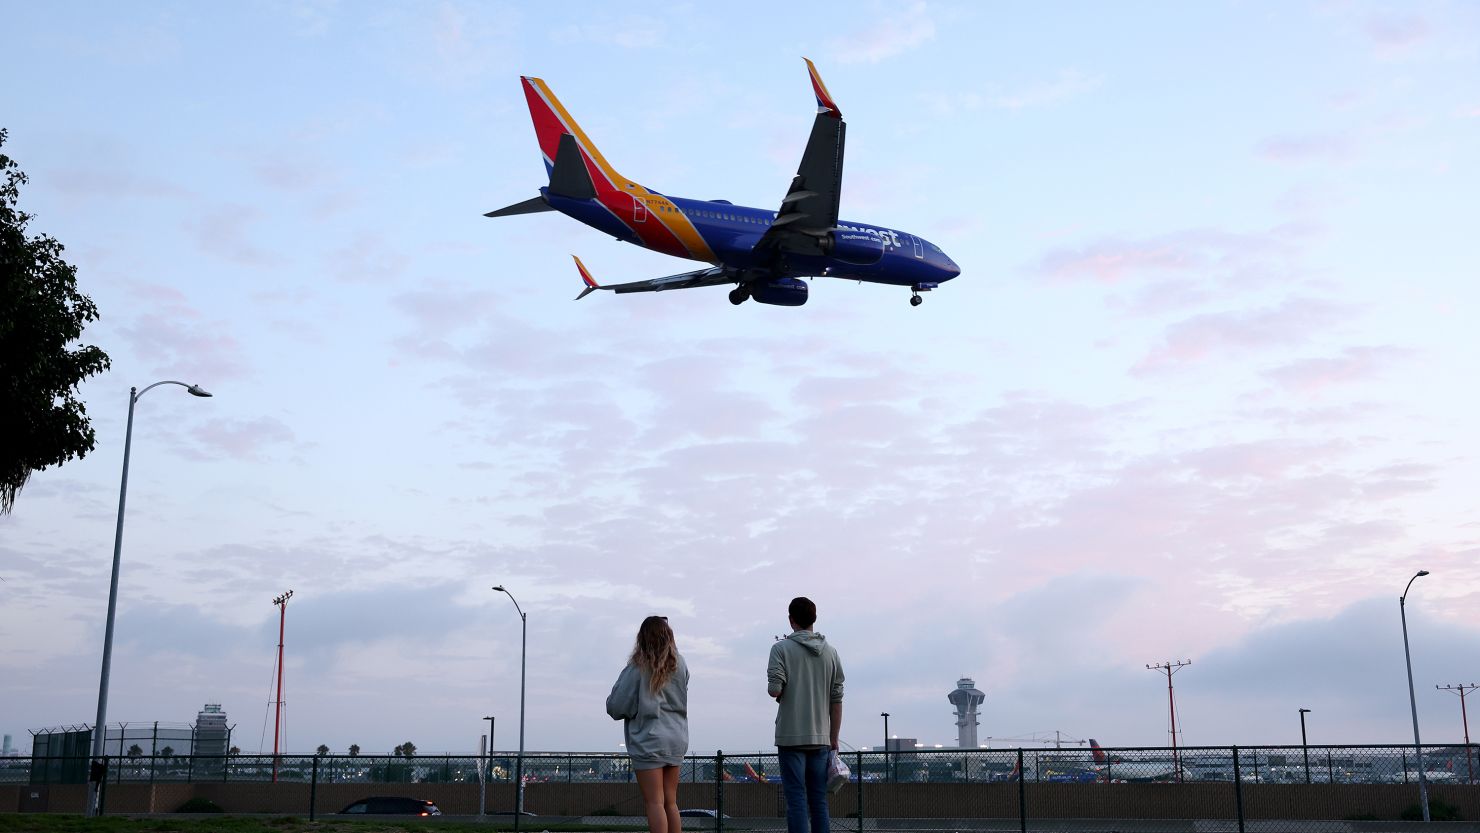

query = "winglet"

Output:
[[572, 255, 601, 300], [804, 58, 841, 118]]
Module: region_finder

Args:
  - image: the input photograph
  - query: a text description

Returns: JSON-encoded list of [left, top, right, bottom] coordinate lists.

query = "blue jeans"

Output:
[[778, 746, 830, 833]]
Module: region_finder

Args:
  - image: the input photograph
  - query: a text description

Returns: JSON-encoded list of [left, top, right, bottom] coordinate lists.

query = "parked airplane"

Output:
[[1090, 739, 1180, 783], [486, 59, 961, 307]]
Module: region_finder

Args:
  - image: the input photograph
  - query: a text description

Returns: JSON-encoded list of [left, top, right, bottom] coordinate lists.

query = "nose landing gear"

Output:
[[909, 281, 938, 307], [729, 286, 750, 305]]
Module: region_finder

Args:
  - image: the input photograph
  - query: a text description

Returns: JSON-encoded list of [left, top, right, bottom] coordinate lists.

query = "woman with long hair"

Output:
[[606, 615, 689, 833]]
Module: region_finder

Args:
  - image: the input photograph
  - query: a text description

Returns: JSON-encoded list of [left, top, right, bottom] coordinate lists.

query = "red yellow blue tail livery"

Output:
[[486, 59, 960, 307]]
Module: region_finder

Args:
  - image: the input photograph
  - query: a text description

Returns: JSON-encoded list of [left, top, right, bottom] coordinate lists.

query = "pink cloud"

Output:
[[185, 416, 297, 462], [184, 205, 278, 267], [1134, 297, 1349, 374], [1263, 346, 1408, 393], [1365, 14, 1429, 53], [1256, 134, 1353, 164], [1036, 227, 1305, 301]]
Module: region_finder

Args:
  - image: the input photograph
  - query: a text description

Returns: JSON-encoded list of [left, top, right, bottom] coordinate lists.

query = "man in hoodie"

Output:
[[767, 596, 844, 833]]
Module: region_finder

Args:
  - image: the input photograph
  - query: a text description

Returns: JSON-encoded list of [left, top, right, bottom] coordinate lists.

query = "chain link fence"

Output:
[[6, 744, 1478, 828]]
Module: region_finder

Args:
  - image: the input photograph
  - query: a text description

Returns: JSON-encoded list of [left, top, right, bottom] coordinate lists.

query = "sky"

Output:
[[2, 1, 1479, 757]]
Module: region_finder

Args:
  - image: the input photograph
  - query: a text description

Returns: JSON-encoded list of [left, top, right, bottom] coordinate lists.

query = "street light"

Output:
[[1400, 569, 1431, 823], [493, 585, 527, 830], [480, 715, 495, 817], [881, 712, 890, 783], [87, 381, 211, 817], [1298, 708, 1311, 783]]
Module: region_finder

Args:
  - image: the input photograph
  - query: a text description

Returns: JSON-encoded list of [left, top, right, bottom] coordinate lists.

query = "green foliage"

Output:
[[175, 797, 223, 813], [316, 744, 330, 756], [0, 128, 111, 514], [348, 744, 360, 756], [1400, 798, 1463, 821]]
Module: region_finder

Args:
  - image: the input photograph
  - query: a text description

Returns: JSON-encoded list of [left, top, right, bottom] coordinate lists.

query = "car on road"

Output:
[[338, 796, 442, 815]]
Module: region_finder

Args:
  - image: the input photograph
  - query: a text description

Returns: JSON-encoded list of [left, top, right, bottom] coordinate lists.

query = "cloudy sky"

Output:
[[3, 1, 1478, 757]]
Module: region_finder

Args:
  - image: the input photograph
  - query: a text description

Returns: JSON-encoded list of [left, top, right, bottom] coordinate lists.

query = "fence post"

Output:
[[1017, 748, 1026, 833], [715, 751, 725, 833], [310, 756, 319, 821], [1402, 750, 1408, 784], [1327, 750, 1334, 783], [1232, 746, 1245, 833], [856, 749, 865, 833]]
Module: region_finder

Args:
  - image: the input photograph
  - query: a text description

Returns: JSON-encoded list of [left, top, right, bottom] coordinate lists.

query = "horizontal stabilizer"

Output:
[[549, 132, 597, 199], [484, 196, 553, 218]]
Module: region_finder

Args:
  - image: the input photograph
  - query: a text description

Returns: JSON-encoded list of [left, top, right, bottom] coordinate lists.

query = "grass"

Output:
[[0, 818, 626, 833]]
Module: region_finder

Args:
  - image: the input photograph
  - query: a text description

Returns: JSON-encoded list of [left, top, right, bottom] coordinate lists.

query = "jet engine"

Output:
[[751, 278, 808, 306], [826, 230, 885, 265]]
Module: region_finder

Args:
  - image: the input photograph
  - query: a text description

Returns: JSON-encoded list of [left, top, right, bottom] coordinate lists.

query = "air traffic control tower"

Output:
[[948, 677, 985, 748]]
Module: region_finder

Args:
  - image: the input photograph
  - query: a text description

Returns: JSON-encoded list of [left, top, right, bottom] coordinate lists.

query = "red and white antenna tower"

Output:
[[271, 589, 293, 783], [1146, 659, 1192, 783]]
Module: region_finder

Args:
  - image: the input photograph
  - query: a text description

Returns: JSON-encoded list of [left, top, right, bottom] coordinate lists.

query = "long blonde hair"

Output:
[[631, 616, 678, 692]]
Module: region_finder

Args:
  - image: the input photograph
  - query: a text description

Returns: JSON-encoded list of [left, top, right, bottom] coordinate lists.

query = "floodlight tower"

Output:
[[1147, 659, 1192, 783], [271, 589, 293, 783], [948, 678, 986, 749]]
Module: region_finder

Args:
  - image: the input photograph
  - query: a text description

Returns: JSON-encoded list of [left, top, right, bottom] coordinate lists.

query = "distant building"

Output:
[[195, 704, 230, 777], [885, 737, 918, 752], [1, 734, 14, 757], [948, 677, 985, 749]]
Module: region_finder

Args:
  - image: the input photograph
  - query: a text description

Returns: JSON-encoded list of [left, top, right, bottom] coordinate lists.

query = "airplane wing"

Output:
[[572, 255, 734, 300], [755, 58, 846, 259]]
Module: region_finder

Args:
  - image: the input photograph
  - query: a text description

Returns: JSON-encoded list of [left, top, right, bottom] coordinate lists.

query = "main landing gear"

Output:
[[729, 286, 750, 305], [910, 294, 923, 307]]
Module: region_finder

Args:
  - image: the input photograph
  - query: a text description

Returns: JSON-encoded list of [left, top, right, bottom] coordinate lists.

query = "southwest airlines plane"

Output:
[[487, 59, 960, 307]]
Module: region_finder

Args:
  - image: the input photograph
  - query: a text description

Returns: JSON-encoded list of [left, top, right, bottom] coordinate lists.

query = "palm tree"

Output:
[[348, 744, 360, 757], [229, 746, 240, 756], [126, 744, 143, 759], [400, 741, 416, 760], [159, 745, 175, 759], [392, 744, 404, 757], [316, 744, 329, 756]]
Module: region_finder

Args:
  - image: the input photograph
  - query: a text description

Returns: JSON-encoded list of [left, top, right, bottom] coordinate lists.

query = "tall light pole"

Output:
[[1146, 659, 1192, 783], [1400, 569, 1430, 822], [493, 585, 526, 830], [1298, 708, 1311, 784], [87, 381, 211, 817], [1436, 684, 1477, 784], [479, 715, 495, 817], [881, 712, 890, 783]]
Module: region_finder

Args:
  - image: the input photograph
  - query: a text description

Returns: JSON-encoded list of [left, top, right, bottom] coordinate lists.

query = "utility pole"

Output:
[[1437, 683, 1477, 785], [271, 590, 293, 783], [1146, 660, 1192, 783]]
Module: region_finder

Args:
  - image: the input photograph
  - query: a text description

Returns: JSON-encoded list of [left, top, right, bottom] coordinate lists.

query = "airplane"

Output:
[[486, 59, 961, 307], [1088, 739, 1183, 783]]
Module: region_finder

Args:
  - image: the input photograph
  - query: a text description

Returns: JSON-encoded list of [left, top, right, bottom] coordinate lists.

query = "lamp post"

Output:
[[480, 715, 495, 817], [493, 586, 527, 830], [87, 381, 211, 817], [881, 713, 890, 783], [1298, 708, 1311, 783], [1400, 570, 1430, 823]]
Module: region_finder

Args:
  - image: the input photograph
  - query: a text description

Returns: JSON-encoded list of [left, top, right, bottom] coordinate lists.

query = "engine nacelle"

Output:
[[827, 230, 886, 265], [751, 278, 808, 306]]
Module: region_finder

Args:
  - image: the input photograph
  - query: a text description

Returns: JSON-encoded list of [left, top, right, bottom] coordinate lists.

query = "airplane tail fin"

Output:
[[743, 762, 768, 784], [572, 255, 601, 300], [521, 76, 631, 192], [1090, 739, 1107, 765]]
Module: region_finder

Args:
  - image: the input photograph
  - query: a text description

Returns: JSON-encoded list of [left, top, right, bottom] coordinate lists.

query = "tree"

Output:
[[0, 128, 110, 514], [348, 744, 360, 757], [126, 744, 143, 759], [392, 744, 403, 757], [399, 741, 416, 760], [316, 744, 329, 756], [159, 745, 174, 759], [228, 746, 240, 756]]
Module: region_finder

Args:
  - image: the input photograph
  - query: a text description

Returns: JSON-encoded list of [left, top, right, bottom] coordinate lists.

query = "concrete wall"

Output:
[[2, 780, 1476, 820]]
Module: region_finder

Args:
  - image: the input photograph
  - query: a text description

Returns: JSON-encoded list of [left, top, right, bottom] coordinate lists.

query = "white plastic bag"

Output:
[[827, 750, 851, 793]]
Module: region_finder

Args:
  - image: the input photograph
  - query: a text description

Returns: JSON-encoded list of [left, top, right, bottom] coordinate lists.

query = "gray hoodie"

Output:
[[606, 655, 689, 765], [767, 630, 844, 747]]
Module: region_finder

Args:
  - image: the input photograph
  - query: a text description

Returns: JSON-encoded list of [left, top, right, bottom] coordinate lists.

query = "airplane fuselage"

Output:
[[543, 188, 960, 288]]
